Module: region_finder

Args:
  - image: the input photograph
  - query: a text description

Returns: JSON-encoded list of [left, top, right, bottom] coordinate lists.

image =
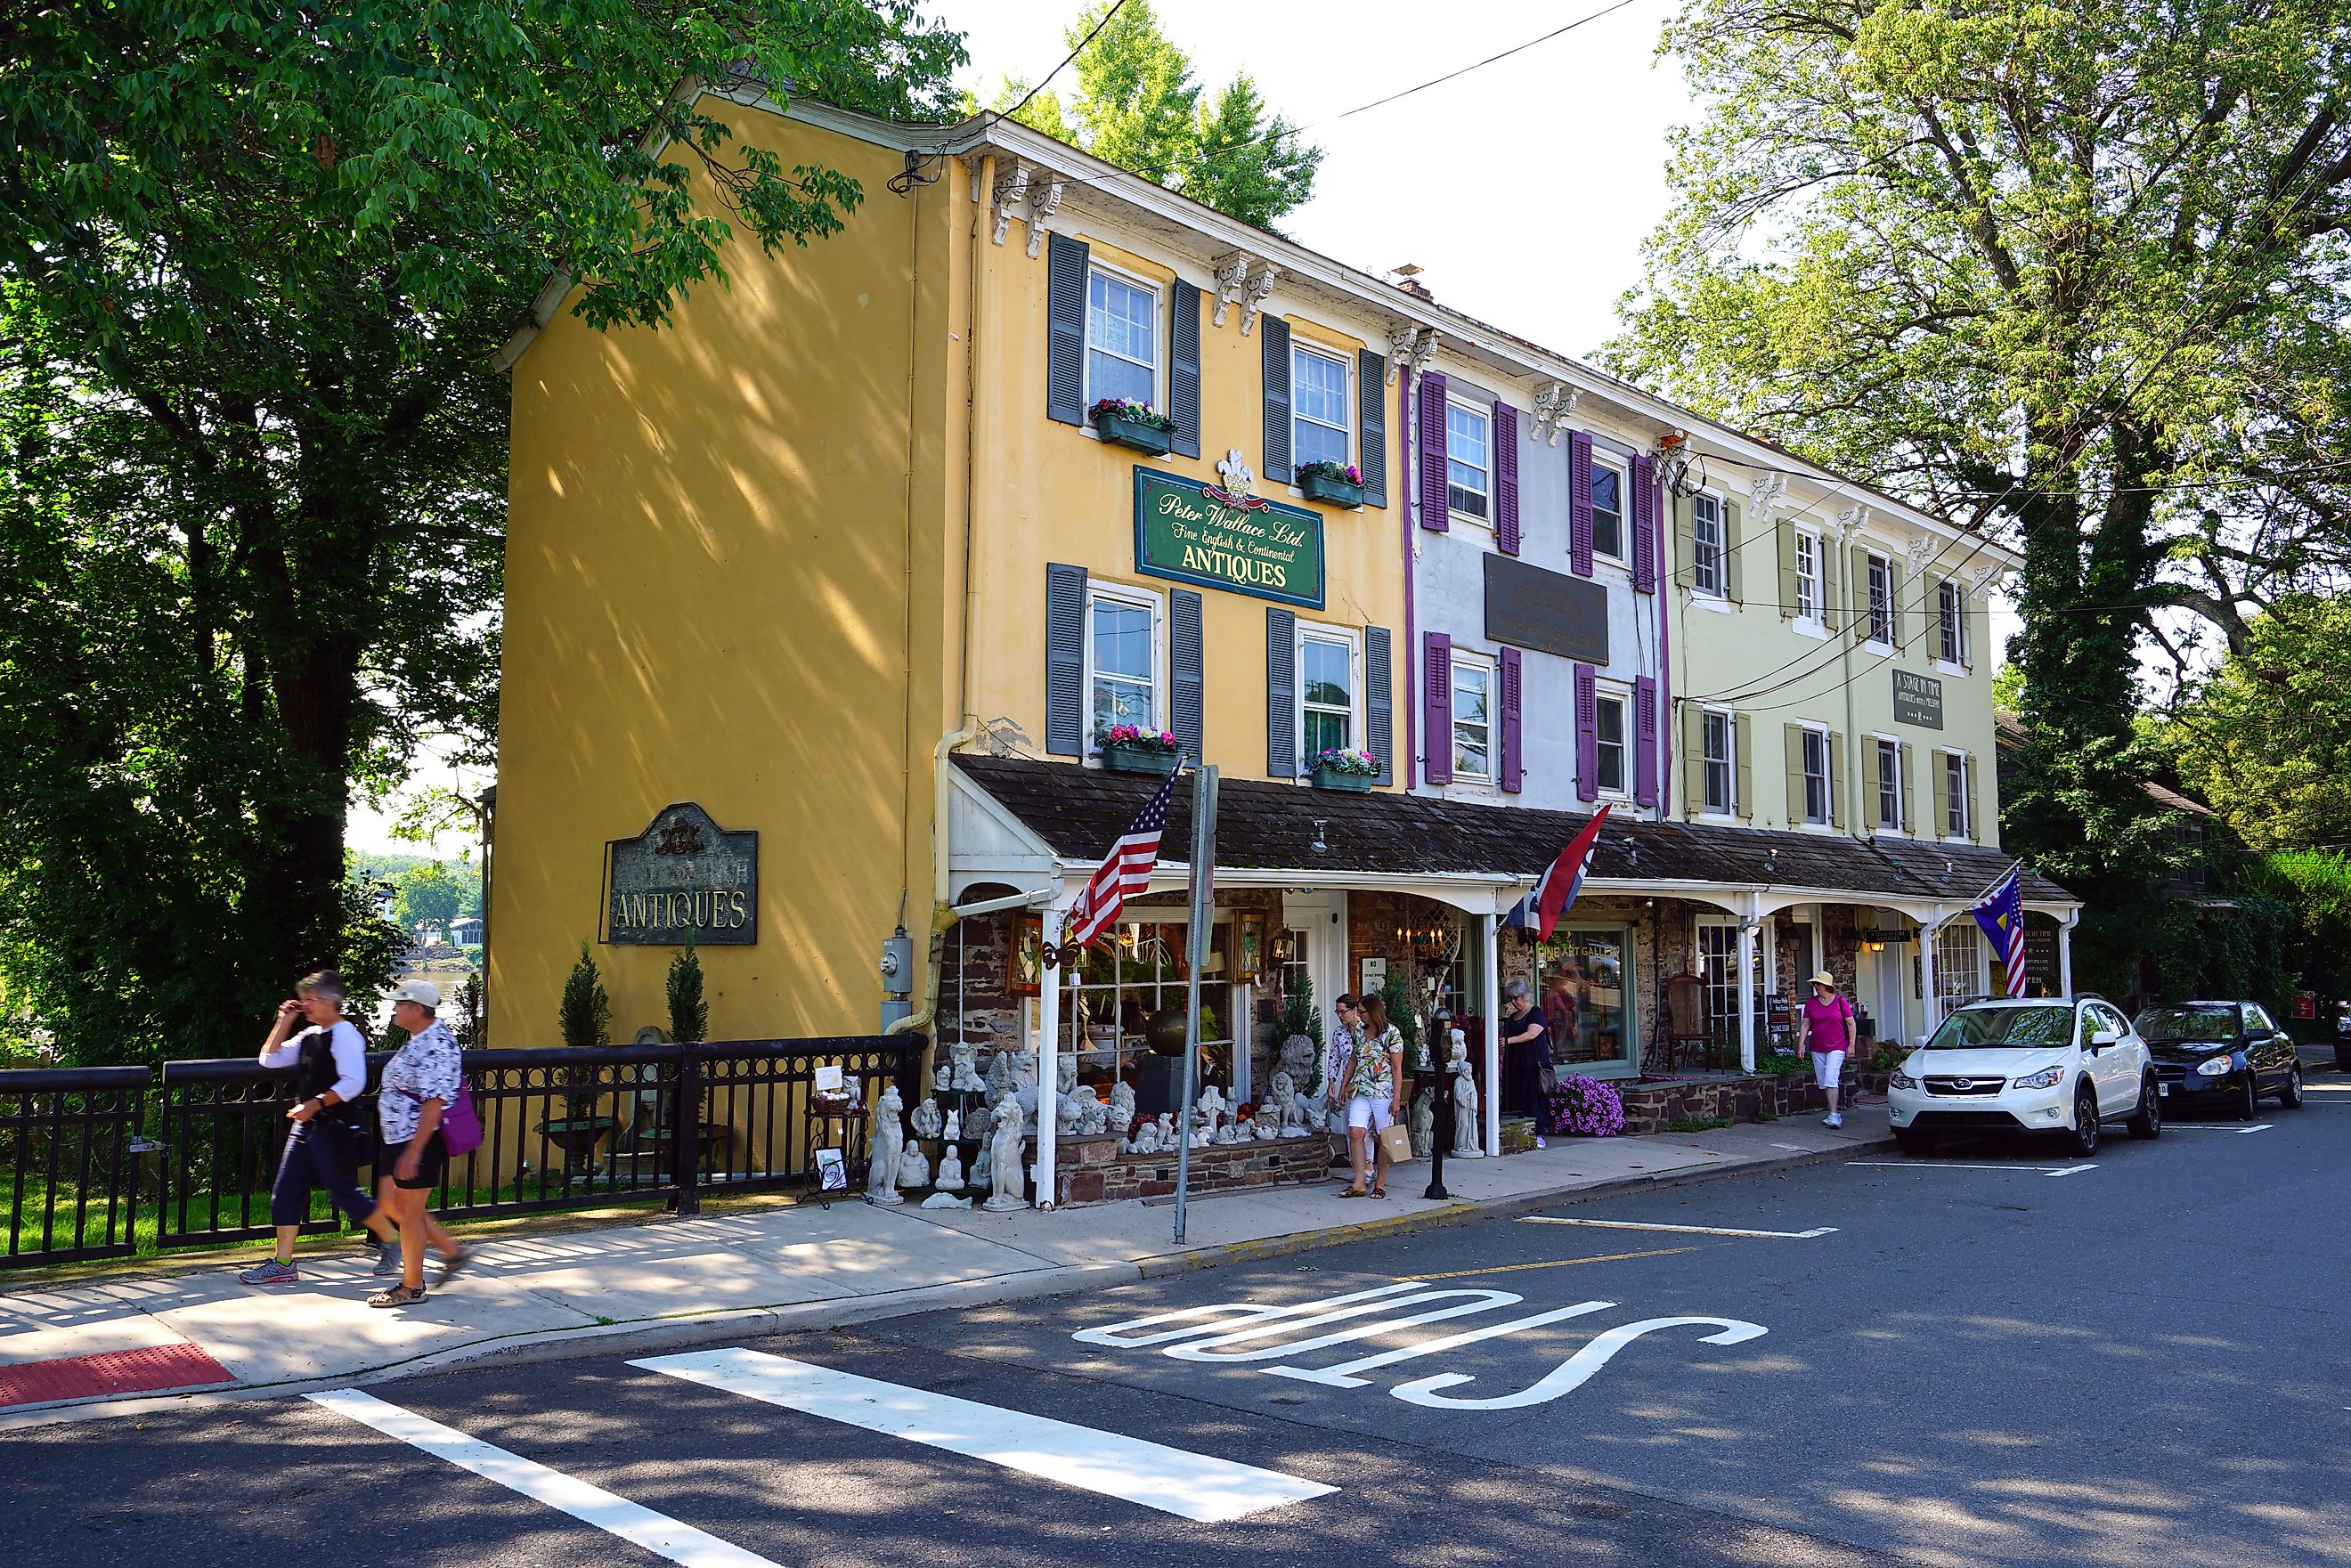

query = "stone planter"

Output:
[[1298, 472, 1365, 508], [1093, 411, 1174, 455], [1101, 742, 1179, 775], [1311, 765, 1374, 792]]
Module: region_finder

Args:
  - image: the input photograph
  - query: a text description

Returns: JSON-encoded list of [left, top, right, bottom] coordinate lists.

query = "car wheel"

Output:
[[2127, 1074, 2162, 1140], [1894, 1125, 1938, 1157], [2065, 1082, 2102, 1158], [2280, 1063, 2305, 1109], [2237, 1073, 2260, 1121]]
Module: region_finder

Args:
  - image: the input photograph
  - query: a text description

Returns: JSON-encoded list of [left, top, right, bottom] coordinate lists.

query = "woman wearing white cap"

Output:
[[370, 979, 472, 1307], [1795, 970, 1858, 1129]]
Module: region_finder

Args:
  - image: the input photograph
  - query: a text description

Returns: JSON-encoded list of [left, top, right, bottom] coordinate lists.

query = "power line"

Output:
[[999, 0, 1128, 125]]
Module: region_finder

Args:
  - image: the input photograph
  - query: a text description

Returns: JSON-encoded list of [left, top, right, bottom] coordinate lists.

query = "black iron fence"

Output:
[[0, 1036, 920, 1271]]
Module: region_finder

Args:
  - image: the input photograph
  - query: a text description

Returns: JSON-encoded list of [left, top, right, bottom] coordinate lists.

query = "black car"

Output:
[[2134, 1002, 2306, 1118]]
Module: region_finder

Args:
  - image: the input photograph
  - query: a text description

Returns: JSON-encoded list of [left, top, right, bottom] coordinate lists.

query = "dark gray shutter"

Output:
[[1171, 589, 1203, 760], [1358, 348, 1387, 507], [1366, 625, 1393, 786], [1169, 280, 1201, 459], [1045, 563, 1086, 754], [1045, 234, 1088, 427], [1261, 313, 1291, 483], [1265, 607, 1297, 776]]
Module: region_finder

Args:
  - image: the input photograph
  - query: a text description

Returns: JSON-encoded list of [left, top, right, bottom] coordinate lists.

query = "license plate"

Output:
[[2158, 1083, 2169, 1096]]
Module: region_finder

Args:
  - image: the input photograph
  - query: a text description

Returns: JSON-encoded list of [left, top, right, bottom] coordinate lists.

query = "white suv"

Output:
[[1886, 996, 2160, 1158]]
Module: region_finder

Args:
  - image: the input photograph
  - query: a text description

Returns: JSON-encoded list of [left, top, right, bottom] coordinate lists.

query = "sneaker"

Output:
[[239, 1257, 300, 1287], [372, 1245, 403, 1278], [1824, 1113, 1843, 1128], [1533, 1136, 1548, 1149]]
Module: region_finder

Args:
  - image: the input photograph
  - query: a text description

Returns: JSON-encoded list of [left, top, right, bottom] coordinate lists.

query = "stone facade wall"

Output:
[[1053, 1130, 1331, 1206], [1609, 1070, 1891, 1135]]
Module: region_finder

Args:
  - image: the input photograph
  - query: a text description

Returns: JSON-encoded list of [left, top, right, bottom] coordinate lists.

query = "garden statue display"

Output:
[[1110, 1079, 1137, 1136], [933, 1060, 951, 1093], [910, 1095, 944, 1141], [983, 1097, 1028, 1210], [949, 1039, 985, 1093], [867, 1085, 907, 1205], [1449, 1030, 1483, 1158], [970, 1131, 994, 1192], [896, 1143, 931, 1190], [1410, 1082, 1436, 1158], [1195, 1084, 1227, 1141], [934, 1145, 965, 1191], [942, 1108, 962, 1141]]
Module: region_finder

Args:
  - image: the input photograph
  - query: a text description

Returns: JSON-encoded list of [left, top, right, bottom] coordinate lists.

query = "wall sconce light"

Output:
[[1268, 933, 1293, 966]]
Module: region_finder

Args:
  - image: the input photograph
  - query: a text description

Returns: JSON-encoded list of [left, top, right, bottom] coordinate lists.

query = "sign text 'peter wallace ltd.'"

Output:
[[1133, 469, 1325, 609], [603, 802, 758, 946]]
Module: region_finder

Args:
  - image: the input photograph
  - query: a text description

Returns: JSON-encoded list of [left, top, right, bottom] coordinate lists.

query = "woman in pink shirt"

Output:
[[1796, 971, 1857, 1128]]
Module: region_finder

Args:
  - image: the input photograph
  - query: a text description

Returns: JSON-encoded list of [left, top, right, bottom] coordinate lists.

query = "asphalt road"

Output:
[[13, 1076, 2350, 1568]]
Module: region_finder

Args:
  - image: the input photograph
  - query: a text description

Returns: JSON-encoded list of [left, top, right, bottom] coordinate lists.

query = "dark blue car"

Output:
[[2134, 1002, 2306, 1119]]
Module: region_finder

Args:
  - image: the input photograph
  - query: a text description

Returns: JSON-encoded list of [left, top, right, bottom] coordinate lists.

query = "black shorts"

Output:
[[383, 1132, 448, 1191]]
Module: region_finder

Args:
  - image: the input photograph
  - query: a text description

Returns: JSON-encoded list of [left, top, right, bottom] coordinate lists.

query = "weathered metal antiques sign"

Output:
[[1133, 468, 1325, 608], [603, 803, 757, 946], [1892, 670, 1944, 730]]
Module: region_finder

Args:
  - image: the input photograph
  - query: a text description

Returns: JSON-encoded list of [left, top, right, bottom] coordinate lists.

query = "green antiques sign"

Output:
[[1133, 468, 1325, 609], [1893, 669, 1944, 730]]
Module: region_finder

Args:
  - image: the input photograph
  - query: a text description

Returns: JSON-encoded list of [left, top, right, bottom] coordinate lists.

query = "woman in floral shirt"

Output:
[[371, 980, 472, 1307], [1338, 994, 1406, 1200]]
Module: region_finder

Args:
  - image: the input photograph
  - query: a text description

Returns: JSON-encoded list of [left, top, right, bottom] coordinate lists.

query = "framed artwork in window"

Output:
[[1234, 911, 1266, 985]]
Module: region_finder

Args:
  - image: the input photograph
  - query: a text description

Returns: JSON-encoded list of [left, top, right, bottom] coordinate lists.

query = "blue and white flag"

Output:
[[1970, 865, 2029, 997]]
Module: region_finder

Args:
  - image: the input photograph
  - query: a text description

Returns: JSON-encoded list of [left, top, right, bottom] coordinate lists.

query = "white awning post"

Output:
[[1481, 910, 1501, 1157], [1736, 917, 1758, 1075], [1032, 882, 1078, 1211], [2059, 909, 2077, 996], [1920, 906, 1944, 1036]]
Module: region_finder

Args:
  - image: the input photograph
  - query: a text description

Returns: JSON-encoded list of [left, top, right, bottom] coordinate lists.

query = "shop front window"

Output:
[[1534, 925, 1634, 1072], [1067, 919, 1236, 1091], [1697, 922, 1741, 1050]]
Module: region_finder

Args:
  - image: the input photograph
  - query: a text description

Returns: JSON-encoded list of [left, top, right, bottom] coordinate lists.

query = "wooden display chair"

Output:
[[1650, 973, 1712, 1078]]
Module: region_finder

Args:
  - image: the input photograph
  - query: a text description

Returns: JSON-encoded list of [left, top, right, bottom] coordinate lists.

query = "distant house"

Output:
[[451, 917, 483, 946]]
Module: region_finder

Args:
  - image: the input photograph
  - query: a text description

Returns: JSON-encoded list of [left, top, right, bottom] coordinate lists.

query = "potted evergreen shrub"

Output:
[[543, 942, 619, 1171], [1295, 459, 1365, 508], [1310, 746, 1379, 792], [1088, 396, 1176, 455], [1098, 723, 1181, 775]]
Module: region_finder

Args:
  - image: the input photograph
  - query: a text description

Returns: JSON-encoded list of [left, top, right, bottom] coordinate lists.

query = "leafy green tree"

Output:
[[667, 940, 711, 1045], [0, 1, 963, 1064], [1610, 0, 2351, 993], [973, 1, 1321, 231], [2168, 594, 2351, 852], [393, 864, 466, 936]]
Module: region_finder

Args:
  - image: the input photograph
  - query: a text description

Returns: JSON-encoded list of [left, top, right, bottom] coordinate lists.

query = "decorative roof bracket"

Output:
[[1532, 380, 1582, 445], [1386, 324, 1438, 384]]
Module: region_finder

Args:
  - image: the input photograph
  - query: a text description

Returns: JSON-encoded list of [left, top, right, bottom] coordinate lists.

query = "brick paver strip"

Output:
[[0, 1342, 235, 1408]]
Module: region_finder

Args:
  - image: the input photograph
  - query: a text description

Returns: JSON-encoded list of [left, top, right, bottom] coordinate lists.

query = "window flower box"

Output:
[[1099, 726, 1181, 775], [1296, 461, 1365, 509], [1090, 398, 1175, 456], [1309, 747, 1379, 792]]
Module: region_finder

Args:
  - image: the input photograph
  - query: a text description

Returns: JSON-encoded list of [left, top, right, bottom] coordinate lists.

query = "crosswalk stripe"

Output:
[[633, 1347, 1336, 1523], [1519, 1216, 1839, 1239], [306, 1389, 778, 1568]]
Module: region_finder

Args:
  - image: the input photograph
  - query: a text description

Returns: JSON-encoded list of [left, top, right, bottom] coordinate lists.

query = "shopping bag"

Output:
[[1375, 1121, 1414, 1166]]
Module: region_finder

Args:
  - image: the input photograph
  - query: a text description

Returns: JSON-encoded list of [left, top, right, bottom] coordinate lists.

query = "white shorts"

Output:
[[1811, 1049, 1845, 1089], [1346, 1095, 1395, 1132]]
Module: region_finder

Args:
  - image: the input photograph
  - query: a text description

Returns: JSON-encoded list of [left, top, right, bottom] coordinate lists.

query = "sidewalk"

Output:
[[0, 1106, 1889, 1427]]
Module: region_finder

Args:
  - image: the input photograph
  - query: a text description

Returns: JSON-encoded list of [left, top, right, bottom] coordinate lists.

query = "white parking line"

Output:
[[633, 1348, 1334, 1523], [1850, 1160, 2099, 1178], [1519, 1216, 1839, 1240], [2166, 1123, 2274, 1133], [308, 1389, 780, 1568]]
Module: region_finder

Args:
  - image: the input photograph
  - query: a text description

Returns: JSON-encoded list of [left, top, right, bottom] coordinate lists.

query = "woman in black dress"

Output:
[[1499, 978, 1551, 1146]]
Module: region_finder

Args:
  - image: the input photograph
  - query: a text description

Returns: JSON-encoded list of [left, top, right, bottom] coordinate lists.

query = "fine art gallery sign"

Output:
[[1133, 468, 1325, 609], [603, 802, 758, 946]]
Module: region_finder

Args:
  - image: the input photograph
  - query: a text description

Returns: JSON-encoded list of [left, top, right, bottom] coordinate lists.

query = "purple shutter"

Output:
[[1634, 674, 1658, 807], [1494, 402, 1521, 555], [1631, 453, 1658, 594], [1422, 631, 1452, 784], [1417, 371, 1449, 532], [1499, 647, 1523, 792], [1574, 663, 1599, 803], [1569, 431, 1595, 576]]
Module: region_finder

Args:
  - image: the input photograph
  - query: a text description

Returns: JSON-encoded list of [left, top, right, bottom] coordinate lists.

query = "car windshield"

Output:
[[1925, 1006, 2075, 1051], [2135, 1005, 2238, 1044]]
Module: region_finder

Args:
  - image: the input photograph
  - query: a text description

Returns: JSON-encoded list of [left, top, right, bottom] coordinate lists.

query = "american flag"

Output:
[[1970, 865, 2029, 997], [1068, 766, 1182, 946]]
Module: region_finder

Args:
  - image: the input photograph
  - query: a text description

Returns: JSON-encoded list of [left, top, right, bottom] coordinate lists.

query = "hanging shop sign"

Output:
[[603, 802, 758, 946], [1892, 670, 1944, 730], [1134, 468, 1325, 609]]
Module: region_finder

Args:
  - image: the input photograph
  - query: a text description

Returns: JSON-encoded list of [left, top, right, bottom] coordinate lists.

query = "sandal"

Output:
[[1338, 1186, 1367, 1198], [369, 1283, 428, 1309], [437, 1248, 474, 1286], [1371, 1185, 1387, 1199]]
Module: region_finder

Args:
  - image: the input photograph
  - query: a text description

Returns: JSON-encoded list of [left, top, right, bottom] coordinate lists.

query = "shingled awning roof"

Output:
[[952, 754, 2076, 907]]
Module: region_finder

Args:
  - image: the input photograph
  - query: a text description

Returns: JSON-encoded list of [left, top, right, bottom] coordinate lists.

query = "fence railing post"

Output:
[[671, 1043, 703, 1216]]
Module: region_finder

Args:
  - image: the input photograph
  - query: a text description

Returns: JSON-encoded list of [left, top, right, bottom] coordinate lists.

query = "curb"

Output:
[[0, 1133, 1891, 1432]]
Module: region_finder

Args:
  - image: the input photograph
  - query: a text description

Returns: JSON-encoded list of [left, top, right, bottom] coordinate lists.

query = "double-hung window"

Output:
[[1452, 652, 1494, 781], [1298, 626, 1357, 762], [1085, 267, 1158, 410], [1937, 580, 1965, 665], [1944, 751, 1970, 839], [1867, 552, 1894, 646], [1794, 527, 1823, 626], [1292, 345, 1351, 472], [1703, 709, 1735, 815], [1591, 460, 1625, 563], [1801, 726, 1831, 825], [1692, 494, 1726, 596], [1876, 739, 1902, 832], [1595, 688, 1629, 796], [1446, 402, 1491, 520], [1086, 585, 1159, 744]]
